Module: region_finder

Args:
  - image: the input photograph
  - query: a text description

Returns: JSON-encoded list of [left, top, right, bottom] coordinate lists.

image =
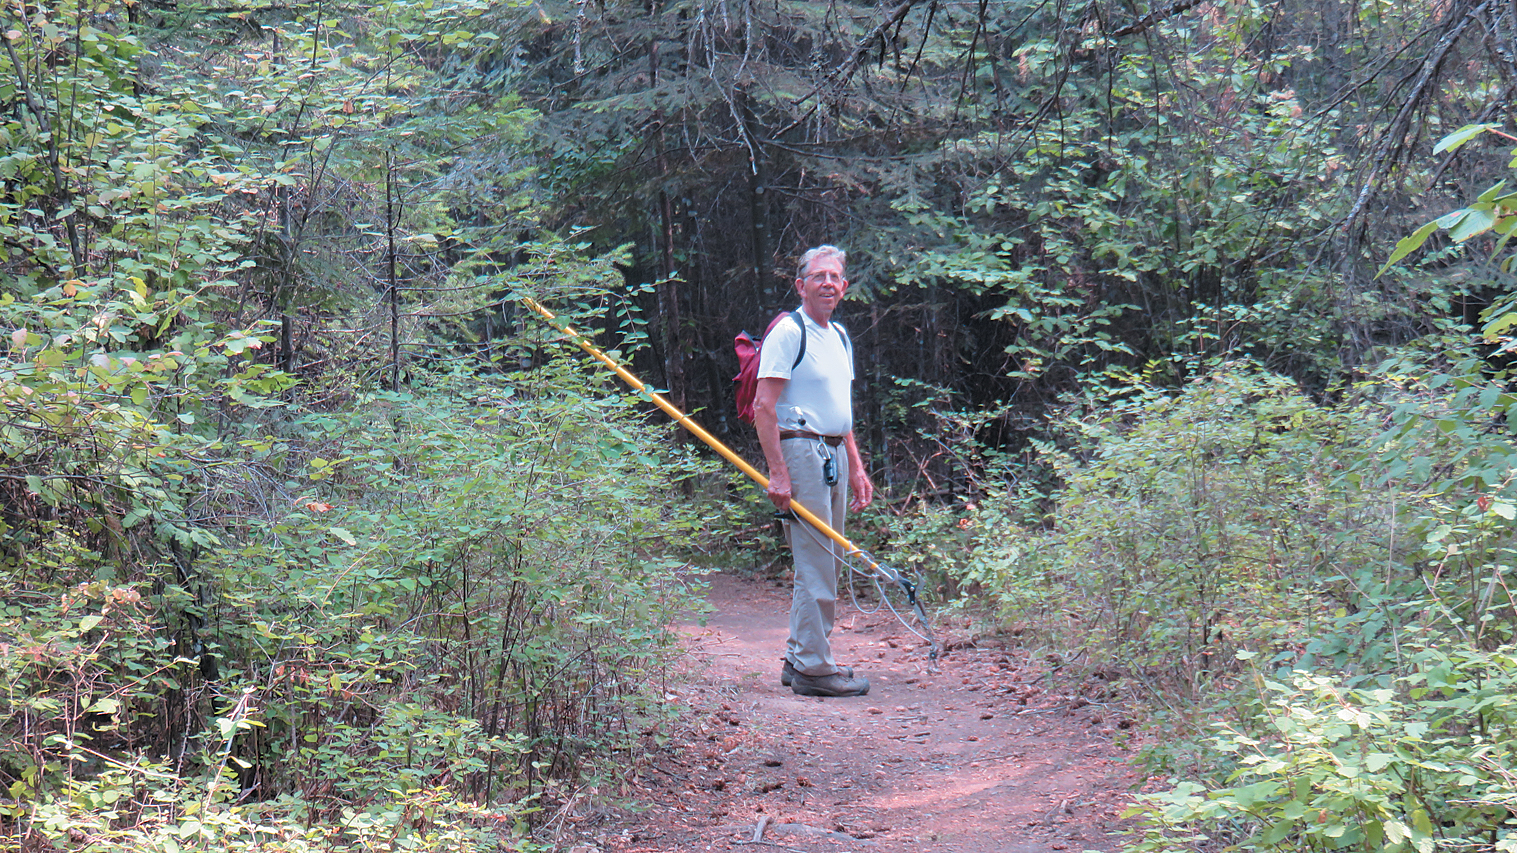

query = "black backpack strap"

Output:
[[789, 310, 807, 370], [789, 312, 851, 370]]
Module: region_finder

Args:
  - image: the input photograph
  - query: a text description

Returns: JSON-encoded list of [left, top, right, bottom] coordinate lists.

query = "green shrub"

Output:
[[1126, 643, 1517, 853], [885, 489, 1063, 634], [1038, 364, 1387, 697], [1363, 343, 1517, 650], [2, 358, 721, 849]]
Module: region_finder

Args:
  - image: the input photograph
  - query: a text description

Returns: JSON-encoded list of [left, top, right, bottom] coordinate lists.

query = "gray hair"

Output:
[[797, 245, 847, 278]]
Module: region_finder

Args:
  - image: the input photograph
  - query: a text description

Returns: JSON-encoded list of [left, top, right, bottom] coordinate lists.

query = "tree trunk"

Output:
[[650, 20, 687, 410]]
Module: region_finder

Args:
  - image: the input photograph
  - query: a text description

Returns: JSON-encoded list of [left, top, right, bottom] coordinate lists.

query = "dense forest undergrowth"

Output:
[[3, 0, 1517, 849]]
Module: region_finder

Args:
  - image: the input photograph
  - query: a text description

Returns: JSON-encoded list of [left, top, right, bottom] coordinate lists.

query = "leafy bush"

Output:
[[1035, 364, 1388, 697], [884, 487, 1062, 632], [1, 0, 718, 844], [1000, 348, 1517, 852], [3, 352, 721, 850], [1126, 643, 1517, 853], [1363, 342, 1517, 651]]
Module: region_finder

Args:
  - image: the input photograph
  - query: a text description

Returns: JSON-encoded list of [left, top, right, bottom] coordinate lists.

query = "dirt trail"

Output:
[[569, 571, 1140, 853]]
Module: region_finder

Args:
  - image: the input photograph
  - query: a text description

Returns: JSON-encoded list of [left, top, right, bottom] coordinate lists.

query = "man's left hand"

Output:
[[848, 467, 874, 513]]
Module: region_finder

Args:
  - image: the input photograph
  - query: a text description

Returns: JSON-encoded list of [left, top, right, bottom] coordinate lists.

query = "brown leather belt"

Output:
[[779, 430, 843, 447]]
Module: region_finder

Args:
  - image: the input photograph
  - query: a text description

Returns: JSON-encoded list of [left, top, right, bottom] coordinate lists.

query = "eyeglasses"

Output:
[[803, 270, 844, 284]]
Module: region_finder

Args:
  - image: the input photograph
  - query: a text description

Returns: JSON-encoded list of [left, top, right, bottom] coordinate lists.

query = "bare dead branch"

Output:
[[772, 0, 924, 138], [1108, 0, 1206, 39], [1342, 0, 1492, 243]]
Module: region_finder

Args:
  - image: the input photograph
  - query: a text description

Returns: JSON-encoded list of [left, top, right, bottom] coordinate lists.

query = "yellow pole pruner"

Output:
[[522, 297, 941, 669]]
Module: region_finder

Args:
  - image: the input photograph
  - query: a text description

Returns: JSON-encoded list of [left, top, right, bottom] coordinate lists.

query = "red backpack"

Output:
[[733, 311, 849, 423]]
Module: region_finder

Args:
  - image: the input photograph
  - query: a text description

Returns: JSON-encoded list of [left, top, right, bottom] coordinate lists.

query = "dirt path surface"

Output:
[[569, 572, 1142, 853]]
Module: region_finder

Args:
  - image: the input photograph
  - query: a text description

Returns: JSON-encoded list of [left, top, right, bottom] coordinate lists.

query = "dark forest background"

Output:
[[4, 0, 1517, 849]]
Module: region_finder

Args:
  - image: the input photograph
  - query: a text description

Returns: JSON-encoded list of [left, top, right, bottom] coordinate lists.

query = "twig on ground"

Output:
[[733, 817, 801, 852]]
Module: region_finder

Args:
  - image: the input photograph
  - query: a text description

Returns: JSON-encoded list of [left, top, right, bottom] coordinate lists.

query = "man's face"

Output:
[[795, 255, 848, 316]]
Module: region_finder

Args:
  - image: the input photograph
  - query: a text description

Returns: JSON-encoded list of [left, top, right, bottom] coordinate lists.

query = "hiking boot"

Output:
[[791, 670, 870, 697], [780, 659, 853, 687]]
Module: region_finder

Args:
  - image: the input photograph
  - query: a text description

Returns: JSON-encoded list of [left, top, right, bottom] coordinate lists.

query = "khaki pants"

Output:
[[781, 437, 849, 677]]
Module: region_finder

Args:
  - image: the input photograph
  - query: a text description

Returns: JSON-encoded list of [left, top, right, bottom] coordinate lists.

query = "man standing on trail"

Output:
[[753, 245, 876, 698]]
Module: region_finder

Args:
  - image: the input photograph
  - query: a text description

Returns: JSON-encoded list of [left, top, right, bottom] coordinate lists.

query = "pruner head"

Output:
[[896, 574, 919, 604]]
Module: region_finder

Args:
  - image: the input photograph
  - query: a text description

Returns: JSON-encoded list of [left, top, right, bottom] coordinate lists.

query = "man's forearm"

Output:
[[753, 377, 789, 479], [755, 406, 787, 482], [753, 377, 793, 509], [843, 429, 874, 511], [843, 430, 865, 472]]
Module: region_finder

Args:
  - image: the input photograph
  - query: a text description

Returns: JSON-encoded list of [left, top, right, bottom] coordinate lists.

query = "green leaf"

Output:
[[1449, 207, 1497, 242], [330, 526, 357, 545], [1485, 311, 1517, 339], [1434, 123, 1500, 154], [79, 614, 103, 632], [1378, 220, 1440, 275]]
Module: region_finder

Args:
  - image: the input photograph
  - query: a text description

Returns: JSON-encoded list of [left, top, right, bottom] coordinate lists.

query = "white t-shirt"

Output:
[[756, 309, 854, 437]]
